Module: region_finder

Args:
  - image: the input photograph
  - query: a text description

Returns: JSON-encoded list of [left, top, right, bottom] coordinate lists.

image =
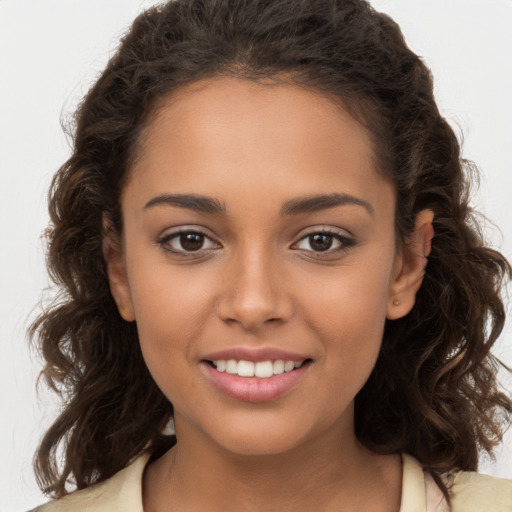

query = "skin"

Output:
[[105, 76, 434, 511]]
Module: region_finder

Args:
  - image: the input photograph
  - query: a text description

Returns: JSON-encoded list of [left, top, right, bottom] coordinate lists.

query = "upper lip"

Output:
[[203, 347, 310, 363]]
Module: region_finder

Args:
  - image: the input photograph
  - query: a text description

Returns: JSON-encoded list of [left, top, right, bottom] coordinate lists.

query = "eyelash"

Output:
[[157, 228, 220, 257], [156, 228, 356, 258], [291, 229, 357, 258]]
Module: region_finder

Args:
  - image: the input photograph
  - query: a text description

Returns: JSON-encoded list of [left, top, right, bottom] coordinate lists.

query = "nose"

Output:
[[216, 244, 293, 331]]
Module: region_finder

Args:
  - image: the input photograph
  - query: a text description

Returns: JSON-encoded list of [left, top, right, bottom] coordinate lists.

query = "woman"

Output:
[[30, 0, 512, 510]]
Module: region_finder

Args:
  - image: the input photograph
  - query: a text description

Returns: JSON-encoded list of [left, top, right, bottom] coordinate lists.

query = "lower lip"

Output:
[[201, 362, 310, 403]]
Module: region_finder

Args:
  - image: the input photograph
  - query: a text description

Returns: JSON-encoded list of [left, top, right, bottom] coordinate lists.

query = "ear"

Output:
[[386, 209, 434, 320], [102, 214, 136, 322]]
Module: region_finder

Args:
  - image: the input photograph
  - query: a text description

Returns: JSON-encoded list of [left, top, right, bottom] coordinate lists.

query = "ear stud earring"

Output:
[[393, 299, 400, 306]]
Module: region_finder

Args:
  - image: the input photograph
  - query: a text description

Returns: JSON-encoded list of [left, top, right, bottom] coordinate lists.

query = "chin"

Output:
[[216, 431, 306, 457], [196, 411, 322, 458]]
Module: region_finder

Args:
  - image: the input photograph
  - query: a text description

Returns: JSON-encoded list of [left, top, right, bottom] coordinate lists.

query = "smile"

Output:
[[202, 357, 312, 402], [211, 359, 305, 378]]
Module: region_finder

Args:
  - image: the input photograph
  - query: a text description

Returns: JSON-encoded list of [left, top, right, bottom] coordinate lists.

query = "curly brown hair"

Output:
[[31, 0, 511, 499]]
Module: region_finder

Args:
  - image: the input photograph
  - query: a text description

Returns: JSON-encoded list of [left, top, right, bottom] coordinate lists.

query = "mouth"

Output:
[[201, 348, 312, 402], [207, 359, 311, 378], [201, 356, 312, 402]]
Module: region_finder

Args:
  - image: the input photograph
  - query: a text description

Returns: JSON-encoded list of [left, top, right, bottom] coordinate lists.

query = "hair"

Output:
[[31, 0, 511, 500]]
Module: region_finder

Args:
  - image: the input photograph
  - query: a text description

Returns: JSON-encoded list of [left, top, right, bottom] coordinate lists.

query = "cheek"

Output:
[[134, 277, 200, 341], [298, 252, 395, 372], [128, 243, 217, 331], [125, 256, 217, 389], [301, 256, 393, 329]]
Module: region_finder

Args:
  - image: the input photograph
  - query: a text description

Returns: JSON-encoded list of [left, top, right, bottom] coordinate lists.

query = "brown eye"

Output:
[[180, 232, 205, 251], [308, 234, 334, 252], [293, 230, 356, 255], [158, 230, 219, 254]]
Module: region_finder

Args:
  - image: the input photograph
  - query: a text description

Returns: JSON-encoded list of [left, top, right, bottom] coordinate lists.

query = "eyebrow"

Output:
[[280, 193, 374, 217], [143, 192, 373, 217], [144, 194, 226, 214]]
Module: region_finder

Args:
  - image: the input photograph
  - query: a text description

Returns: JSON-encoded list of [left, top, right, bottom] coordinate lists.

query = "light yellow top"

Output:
[[32, 453, 512, 512]]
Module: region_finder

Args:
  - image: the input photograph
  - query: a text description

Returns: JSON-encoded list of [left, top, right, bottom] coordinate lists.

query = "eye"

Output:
[[158, 229, 220, 254], [293, 230, 356, 255]]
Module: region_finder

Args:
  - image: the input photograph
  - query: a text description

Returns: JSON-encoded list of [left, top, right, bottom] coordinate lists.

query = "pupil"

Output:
[[310, 234, 333, 251], [181, 233, 204, 251]]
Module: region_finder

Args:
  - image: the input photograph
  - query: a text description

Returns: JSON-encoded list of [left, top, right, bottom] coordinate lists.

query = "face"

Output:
[[106, 76, 430, 457]]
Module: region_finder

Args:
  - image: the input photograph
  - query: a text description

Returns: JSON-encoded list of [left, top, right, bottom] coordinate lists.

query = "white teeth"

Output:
[[237, 360, 255, 377], [255, 361, 273, 378], [273, 360, 285, 375], [284, 361, 295, 372], [226, 359, 238, 374], [212, 359, 305, 378]]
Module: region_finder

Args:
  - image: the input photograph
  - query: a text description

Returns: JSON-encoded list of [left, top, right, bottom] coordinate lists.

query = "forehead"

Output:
[[141, 76, 372, 162], [127, 76, 394, 216]]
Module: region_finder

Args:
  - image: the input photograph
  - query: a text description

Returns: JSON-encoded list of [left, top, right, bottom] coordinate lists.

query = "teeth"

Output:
[[273, 360, 285, 375], [212, 359, 305, 378], [255, 361, 273, 378], [238, 360, 255, 377], [284, 360, 295, 372], [226, 359, 238, 374]]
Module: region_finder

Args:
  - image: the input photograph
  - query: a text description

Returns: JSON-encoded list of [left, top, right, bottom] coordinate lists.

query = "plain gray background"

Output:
[[1, 1, 511, 510]]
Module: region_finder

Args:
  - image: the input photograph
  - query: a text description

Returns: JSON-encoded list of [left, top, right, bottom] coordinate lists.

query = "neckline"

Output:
[[399, 453, 428, 512], [98, 451, 431, 511]]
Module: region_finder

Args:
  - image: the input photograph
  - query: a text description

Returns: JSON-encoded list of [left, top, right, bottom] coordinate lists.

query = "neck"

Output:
[[143, 415, 402, 512]]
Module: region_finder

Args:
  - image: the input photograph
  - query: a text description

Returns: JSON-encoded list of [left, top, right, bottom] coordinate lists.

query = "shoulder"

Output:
[[29, 452, 151, 512], [449, 469, 512, 512], [401, 454, 512, 512]]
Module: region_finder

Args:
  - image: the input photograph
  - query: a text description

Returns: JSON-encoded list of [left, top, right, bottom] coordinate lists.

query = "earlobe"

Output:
[[102, 215, 136, 322], [386, 209, 434, 320]]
